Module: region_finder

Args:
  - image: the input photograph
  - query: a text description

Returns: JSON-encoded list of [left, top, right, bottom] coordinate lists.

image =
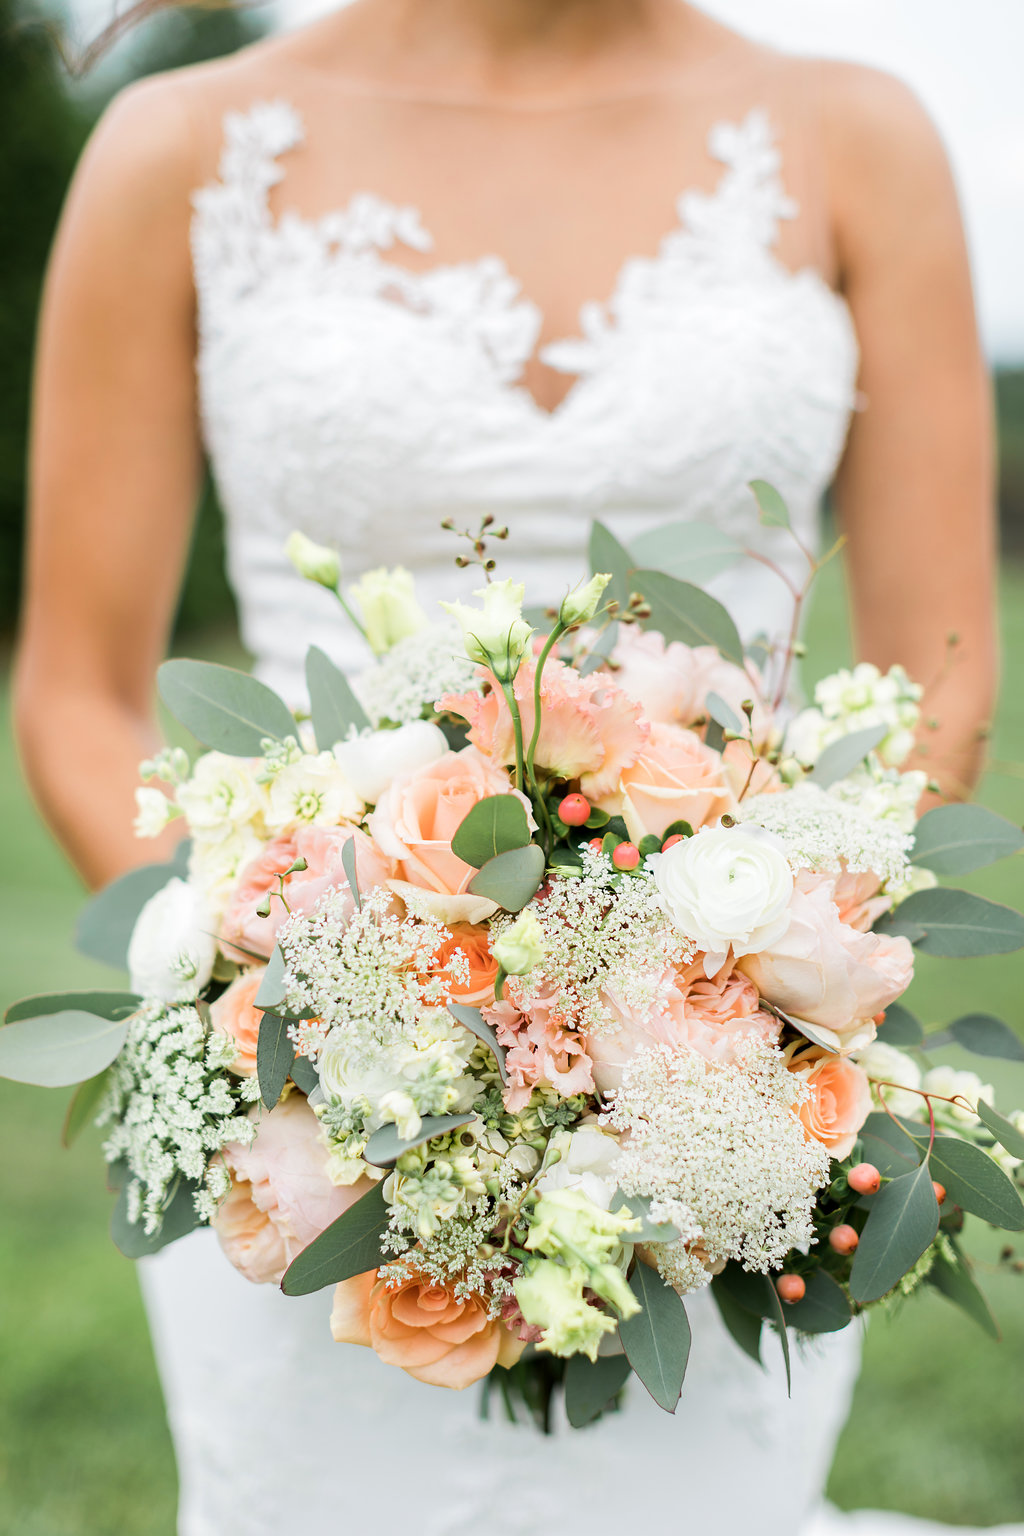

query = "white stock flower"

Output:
[[285, 530, 341, 591], [188, 826, 265, 924], [855, 1039, 923, 1119], [332, 721, 447, 803], [922, 1065, 995, 1128], [649, 824, 794, 975], [440, 579, 533, 676], [348, 567, 428, 655], [133, 786, 176, 839], [535, 1125, 622, 1211], [790, 663, 923, 770], [264, 752, 363, 832], [127, 877, 217, 1003], [175, 752, 266, 838]]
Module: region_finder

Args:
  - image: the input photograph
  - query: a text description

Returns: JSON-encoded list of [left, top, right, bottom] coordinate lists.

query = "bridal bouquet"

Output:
[[4, 488, 1024, 1428]]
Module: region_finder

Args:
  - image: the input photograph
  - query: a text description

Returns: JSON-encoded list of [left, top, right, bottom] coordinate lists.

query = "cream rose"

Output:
[[649, 824, 794, 975]]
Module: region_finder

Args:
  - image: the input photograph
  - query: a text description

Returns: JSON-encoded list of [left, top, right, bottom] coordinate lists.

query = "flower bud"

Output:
[[492, 912, 546, 978], [559, 572, 612, 629], [348, 566, 427, 655], [285, 530, 341, 591], [440, 579, 533, 679]]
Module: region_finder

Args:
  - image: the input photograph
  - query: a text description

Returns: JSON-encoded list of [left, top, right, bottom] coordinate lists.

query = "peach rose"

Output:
[[789, 1045, 873, 1159], [367, 747, 529, 899], [209, 968, 265, 1075], [608, 627, 773, 746], [213, 1095, 372, 1286], [222, 825, 395, 959], [619, 723, 735, 841], [331, 1269, 525, 1389], [427, 923, 500, 1007], [832, 869, 891, 933], [440, 658, 647, 804], [738, 872, 915, 1052]]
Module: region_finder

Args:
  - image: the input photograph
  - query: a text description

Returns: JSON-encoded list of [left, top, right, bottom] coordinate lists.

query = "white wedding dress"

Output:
[[137, 96, 1017, 1536]]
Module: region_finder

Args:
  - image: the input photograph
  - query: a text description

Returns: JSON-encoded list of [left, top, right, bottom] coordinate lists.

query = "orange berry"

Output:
[[776, 1274, 806, 1303], [587, 837, 605, 854], [829, 1224, 860, 1255], [932, 1181, 947, 1206], [612, 842, 641, 871], [558, 793, 591, 827], [662, 833, 686, 851], [847, 1162, 881, 1196]]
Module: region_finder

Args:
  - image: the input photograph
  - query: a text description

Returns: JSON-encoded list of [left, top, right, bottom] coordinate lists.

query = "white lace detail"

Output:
[[190, 97, 858, 705]]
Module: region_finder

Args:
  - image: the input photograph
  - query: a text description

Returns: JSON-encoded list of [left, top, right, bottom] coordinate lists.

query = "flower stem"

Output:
[[500, 678, 527, 793]]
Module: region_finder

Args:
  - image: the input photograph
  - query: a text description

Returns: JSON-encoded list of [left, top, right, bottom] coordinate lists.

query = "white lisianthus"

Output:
[[649, 824, 794, 975], [492, 911, 546, 977], [127, 877, 217, 1003], [922, 1065, 995, 1128], [264, 751, 363, 832], [535, 1124, 622, 1212], [560, 572, 612, 629], [285, 530, 341, 591], [333, 721, 447, 803], [133, 786, 177, 839], [348, 567, 428, 655], [175, 751, 267, 838], [440, 579, 533, 678], [855, 1039, 923, 1119]]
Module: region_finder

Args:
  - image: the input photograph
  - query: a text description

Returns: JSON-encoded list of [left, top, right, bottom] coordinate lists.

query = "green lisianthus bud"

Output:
[[559, 572, 612, 628], [513, 1259, 617, 1361], [526, 1187, 640, 1267], [491, 911, 546, 978], [285, 531, 342, 592], [348, 566, 428, 655]]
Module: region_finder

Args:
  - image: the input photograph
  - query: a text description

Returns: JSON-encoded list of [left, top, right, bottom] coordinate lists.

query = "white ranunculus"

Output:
[[649, 824, 794, 975], [535, 1124, 622, 1211], [855, 1040, 923, 1119], [440, 579, 533, 677], [332, 721, 447, 803], [348, 566, 428, 655], [264, 752, 363, 832], [128, 877, 217, 1003]]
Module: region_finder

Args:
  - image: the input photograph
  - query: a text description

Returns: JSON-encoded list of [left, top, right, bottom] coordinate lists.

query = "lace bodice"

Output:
[[191, 99, 858, 701]]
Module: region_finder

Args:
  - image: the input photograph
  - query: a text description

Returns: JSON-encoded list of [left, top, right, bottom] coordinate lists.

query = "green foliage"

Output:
[[880, 886, 1024, 956], [949, 1012, 1024, 1062], [749, 478, 792, 530], [876, 1001, 925, 1047], [628, 519, 742, 584], [446, 1001, 508, 1082], [808, 722, 887, 786], [634, 569, 745, 663], [76, 842, 188, 968], [619, 1262, 690, 1412], [0, 1008, 129, 1087], [5, 990, 139, 1024], [109, 1174, 202, 1259], [256, 1012, 295, 1110], [281, 1182, 390, 1295], [362, 1113, 475, 1167], [451, 795, 532, 868], [563, 1353, 632, 1428], [467, 844, 545, 911], [305, 645, 370, 749], [157, 659, 296, 754], [588, 521, 634, 610], [911, 803, 1024, 875], [849, 1162, 940, 1303], [780, 1271, 852, 1335]]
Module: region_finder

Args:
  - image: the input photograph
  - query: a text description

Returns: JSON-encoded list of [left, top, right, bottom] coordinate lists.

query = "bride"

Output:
[[15, 1, 1002, 1532]]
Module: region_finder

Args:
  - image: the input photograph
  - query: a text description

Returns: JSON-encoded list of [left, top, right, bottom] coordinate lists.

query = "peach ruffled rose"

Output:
[[832, 869, 891, 933], [208, 968, 265, 1075], [788, 1044, 873, 1159], [222, 824, 395, 959], [619, 722, 735, 842], [214, 1095, 372, 1286], [440, 658, 647, 804], [738, 872, 915, 1053], [331, 1269, 525, 1389], [608, 627, 773, 746], [486, 983, 595, 1112]]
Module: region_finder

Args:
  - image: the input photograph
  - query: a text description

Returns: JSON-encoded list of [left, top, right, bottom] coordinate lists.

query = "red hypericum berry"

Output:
[[558, 793, 591, 827], [847, 1162, 882, 1196], [873, 1011, 887, 1025], [662, 834, 685, 851], [587, 837, 605, 854], [932, 1181, 947, 1206], [829, 1224, 860, 1255], [612, 842, 641, 871], [776, 1274, 806, 1303]]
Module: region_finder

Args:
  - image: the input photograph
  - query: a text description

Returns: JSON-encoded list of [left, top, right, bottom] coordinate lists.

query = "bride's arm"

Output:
[[15, 77, 201, 887], [824, 64, 997, 799]]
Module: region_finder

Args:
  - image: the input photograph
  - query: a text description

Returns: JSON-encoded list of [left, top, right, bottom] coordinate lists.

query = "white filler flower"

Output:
[[128, 877, 217, 1003], [649, 824, 794, 975]]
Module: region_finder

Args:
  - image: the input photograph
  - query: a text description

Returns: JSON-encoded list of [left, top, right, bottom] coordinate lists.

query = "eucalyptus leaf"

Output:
[[628, 520, 743, 585], [633, 570, 744, 666], [926, 1242, 1000, 1340], [911, 803, 1024, 876], [875, 1002, 925, 1048], [563, 1353, 633, 1429], [111, 1176, 203, 1259], [808, 724, 888, 788], [877, 888, 1024, 958], [916, 1134, 1024, 1230], [290, 1054, 320, 1096], [363, 1113, 476, 1167], [780, 1270, 852, 1335], [305, 645, 370, 748], [849, 1162, 939, 1303], [6, 991, 140, 1025], [341, 835, 362, 910], [619, 1262, 691, 1413], [76, 851, 189, 970], [976, 1100, 1024, 1160], [858, 1112, 924, 1179], [948, 1013, 1024, 1062], [468, 845, 545, 912], [158, 659, 296, 754], [447, 1002, 508, 1083], [62, 1070, 112, 1148], [704, 718, 726, 755], [282, 1182, 390, 1295], [714, 1262, 776, 1318], [254, 947, 288, 1011], [452, 796, 532, 868], [613, 1192, 681, 1244], [257, 1012, 296, 1110], [749, 479, 792, 530], [762, 1270, 792, 1395], [589, 521, 635, 610], [710, 1277, 763, 1364], [705, 691, 744, 736], [0, 1010, 130, 1088]]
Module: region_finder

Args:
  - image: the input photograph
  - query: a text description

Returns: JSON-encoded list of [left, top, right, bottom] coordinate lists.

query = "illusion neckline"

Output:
[[194, 99, 853, 421]]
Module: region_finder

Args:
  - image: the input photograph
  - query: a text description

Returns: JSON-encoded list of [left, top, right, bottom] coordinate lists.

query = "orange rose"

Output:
[[209, 968, 265, 1075], [331, 1269, 525, 1389], [618, 722, 734, 841], [789, 1045, 873, 1159], [429, 923, 500, 1007]]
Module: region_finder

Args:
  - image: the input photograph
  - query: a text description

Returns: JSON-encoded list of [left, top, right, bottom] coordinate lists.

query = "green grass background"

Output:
[[0, 559, 1022, 1533]]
